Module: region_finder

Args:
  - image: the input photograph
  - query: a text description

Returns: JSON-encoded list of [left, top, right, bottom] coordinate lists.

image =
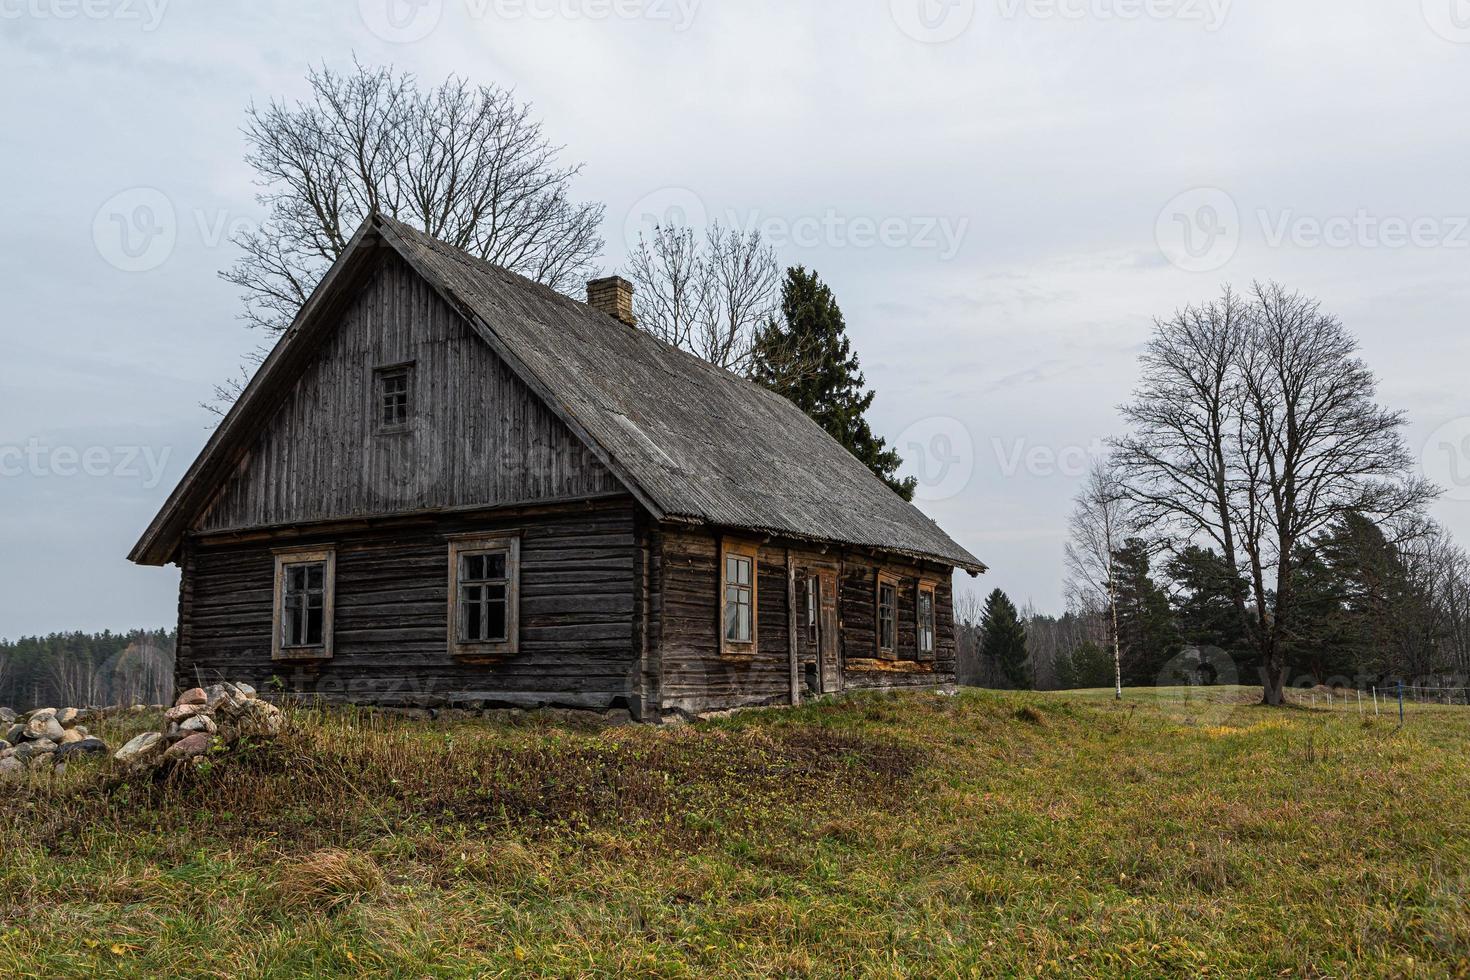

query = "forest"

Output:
[[0, 630, 175, 713]]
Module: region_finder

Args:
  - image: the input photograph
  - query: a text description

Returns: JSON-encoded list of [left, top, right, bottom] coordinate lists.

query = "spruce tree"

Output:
[[751, 266, 917, 500], [980, 589, 1031, 690]]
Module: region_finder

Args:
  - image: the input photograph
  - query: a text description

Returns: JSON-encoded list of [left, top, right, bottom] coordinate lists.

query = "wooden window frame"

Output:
[[876, 571, 899, 659], [447, 534, 521, 659], [806, 573, 820, 644], [272, 547, 336, 662], [374, 362, 415, 434], [720, 539, 759, 656], [917, 580, 938, 661]]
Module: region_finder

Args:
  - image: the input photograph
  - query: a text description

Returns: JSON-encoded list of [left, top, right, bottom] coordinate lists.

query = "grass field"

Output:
[[2, 687, 1468, 977]]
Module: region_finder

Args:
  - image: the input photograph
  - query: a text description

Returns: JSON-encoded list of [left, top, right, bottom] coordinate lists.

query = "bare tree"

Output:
[[1064, 461, 1130, 699], [217, 61, 605, 405], [626, 222, 779, 374], [1116, 283, 1437, 705]]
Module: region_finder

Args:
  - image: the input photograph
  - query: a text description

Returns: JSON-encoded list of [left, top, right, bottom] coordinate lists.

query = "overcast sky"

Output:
[[2, 0, 1468, 638]]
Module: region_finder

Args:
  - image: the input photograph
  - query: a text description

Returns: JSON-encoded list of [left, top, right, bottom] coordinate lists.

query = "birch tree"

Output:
[[1064, 461, 1130, 699]]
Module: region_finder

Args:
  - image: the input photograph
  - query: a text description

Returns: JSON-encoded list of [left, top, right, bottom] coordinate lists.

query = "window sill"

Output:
[[273, 647, 333, 663], [452, 643, 518, 664]]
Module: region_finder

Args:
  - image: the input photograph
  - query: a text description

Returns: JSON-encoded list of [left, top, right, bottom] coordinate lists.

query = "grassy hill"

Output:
[[2, 688, 1468, 977]]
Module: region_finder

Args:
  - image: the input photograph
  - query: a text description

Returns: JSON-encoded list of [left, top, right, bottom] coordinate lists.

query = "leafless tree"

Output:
[[1116, 283, 1437, 705], [626, 222, 779, 374], [216, 61, 605, 406], [1064, 461, 1131, 698]]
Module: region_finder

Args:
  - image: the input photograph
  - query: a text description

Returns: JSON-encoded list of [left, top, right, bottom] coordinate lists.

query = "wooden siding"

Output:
[[200, 252, 621, 533], [178, 499, 642, 713], [653, 527, 958, 715], [654, 527, 795, 716]]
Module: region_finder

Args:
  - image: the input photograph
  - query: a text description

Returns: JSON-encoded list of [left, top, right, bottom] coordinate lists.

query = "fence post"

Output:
[[1373, 687, 1379, 716], [1398, 681, 1405, 725], [1357, 689, 1362, 715]]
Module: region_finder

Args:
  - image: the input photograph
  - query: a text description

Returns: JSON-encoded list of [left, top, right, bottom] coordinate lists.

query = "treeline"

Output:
[[0, 630, 175, 712], [962, 284, 1470, 698]]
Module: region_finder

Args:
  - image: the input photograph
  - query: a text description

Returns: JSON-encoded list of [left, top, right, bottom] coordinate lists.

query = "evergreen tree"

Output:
[[1166, 546, 1253, 663], [1055, 641, 1115, 690], [980, 589, 1031, 689], [1112, 539, 1179, 685], [750, 266, 917, 499]]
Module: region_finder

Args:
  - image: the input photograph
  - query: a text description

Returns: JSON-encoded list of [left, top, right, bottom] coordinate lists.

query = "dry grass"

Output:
[[0, 688, 1468, 977]]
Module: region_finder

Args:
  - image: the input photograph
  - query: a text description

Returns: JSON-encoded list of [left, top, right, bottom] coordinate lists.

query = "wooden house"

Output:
[[130, 215, 985, 720]]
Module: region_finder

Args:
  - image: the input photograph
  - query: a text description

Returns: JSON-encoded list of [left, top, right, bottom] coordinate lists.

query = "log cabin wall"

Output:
[[839, 555, 958, 690], [178, 498, 643, 714], [199, 251, 621, 534], [652, 526, 795, 716], [652, 526, 959, 715]]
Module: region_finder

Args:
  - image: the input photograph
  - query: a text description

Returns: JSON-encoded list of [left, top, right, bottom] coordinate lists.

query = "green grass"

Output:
[[3, 688, 1468, 977]]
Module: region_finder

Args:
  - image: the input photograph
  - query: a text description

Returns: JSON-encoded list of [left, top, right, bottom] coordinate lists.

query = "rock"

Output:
[[26, 708, 57, 725], [14, 740, 57, 762], [234, 682, 257, 699], [25, 716, 66, 742], [223, 698, 283, 739], [129, 704, 147, 714], [58, 729, 87, 745], [4, 724, 24, 746], [0, 756, 22, 782], [55, 708, 81, 727], [28, 754, 56, 774], [56, 738, 109, 761], [164, 732, 212, 761], [204, 683, 245, 710], [114, 732, 165, 766], [176, 687, 208, 708], [0, 707, 15, 724], [180, 714, 217, 735], [165, 703, 204, 723]]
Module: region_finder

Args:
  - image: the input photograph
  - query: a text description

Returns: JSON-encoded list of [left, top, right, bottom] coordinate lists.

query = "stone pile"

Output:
[[0, 706, 110, 780], [113, 682, 285, 770]]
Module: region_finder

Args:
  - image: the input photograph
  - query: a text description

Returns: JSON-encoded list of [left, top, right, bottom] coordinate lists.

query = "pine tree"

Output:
[[980, 589, 1031, 689], [1112, 539, 1179, 685], [750, 266, 917, 500]]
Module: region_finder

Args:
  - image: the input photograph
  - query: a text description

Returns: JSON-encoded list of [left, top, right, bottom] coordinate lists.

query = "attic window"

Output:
[[375, 364, 413, 431]]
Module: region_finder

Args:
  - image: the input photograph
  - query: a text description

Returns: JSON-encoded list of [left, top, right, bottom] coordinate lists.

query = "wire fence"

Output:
[[1291, 684, 1470, 722]]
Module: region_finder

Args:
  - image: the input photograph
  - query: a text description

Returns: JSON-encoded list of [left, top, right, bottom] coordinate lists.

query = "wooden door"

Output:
[[816, 569, 842, 693]]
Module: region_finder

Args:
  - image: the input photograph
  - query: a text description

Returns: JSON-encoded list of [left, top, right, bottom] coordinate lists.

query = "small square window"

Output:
[[375, 365, 413, 430]]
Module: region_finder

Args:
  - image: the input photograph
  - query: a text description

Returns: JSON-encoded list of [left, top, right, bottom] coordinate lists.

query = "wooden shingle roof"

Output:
[[131, 214, 985, 573]]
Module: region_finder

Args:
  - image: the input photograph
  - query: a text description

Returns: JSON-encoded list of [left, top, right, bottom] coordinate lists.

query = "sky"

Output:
[[2, 0, 1469, 638]]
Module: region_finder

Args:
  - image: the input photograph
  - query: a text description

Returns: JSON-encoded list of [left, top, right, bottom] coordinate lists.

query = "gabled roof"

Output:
[[131, 214, 985, 573]]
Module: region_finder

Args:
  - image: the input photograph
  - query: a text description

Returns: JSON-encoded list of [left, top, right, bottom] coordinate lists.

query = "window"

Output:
[[375, 364, 413, 430], [272, 548, 335, 661], [917, 584, 937, 659], [877, 574, 898, 656], [448, 535, 520, 657], [721, 541, 758, 653], [806, 574, 819, 643]]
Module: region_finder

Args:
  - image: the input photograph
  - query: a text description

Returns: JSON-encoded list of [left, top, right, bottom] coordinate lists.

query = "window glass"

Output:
[[283, 560, 326, 647], [459, 550, 511, 643], [724, 554, 753, 643], [878, 581, 897, 652]]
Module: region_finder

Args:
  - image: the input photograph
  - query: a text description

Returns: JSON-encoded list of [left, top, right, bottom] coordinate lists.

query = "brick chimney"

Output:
[[587, 276, 637, 328]]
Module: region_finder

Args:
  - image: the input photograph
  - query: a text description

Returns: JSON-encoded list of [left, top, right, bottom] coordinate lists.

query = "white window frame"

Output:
[[721, 539, 759, 655]]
